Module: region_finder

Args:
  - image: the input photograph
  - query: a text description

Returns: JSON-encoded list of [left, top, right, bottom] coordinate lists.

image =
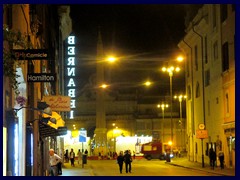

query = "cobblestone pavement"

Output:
[[61, 156, 235, 176]]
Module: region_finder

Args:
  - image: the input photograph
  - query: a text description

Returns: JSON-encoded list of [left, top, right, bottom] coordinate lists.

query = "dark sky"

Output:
[[69, 4, 189, 98], [70, 4, 186, 55]]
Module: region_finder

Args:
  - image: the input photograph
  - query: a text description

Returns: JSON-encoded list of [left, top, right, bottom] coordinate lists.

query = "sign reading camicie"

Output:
[[27, 73, 56, 82], [12, 49, 48, 60], [43, 96, 71, 112], [66, 36, 76, 119]]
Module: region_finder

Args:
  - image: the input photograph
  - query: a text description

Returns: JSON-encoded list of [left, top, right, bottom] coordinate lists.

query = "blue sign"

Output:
[[79, 130, 87, 142]]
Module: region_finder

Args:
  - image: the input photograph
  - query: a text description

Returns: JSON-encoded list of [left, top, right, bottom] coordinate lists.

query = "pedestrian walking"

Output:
[[123, 150, 132, 173], [218, 151, 224, 169], [70, 148, 75, 167], [209, 148, 216, 170], [77, 149, 82, 165], [117, 151, 124, 174], [49, 148, 62, 176], [64, 149, 69, 163], [133, 151, 136, 159]]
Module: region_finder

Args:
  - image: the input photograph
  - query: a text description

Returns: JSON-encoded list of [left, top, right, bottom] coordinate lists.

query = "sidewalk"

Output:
[[167, 156, 235, 176]]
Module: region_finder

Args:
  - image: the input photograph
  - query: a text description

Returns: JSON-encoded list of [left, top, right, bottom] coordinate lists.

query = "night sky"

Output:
[[69, 4, 193, 98]]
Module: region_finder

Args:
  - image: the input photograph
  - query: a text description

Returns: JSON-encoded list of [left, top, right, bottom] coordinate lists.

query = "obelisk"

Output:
[[94, 29, 107, 156]]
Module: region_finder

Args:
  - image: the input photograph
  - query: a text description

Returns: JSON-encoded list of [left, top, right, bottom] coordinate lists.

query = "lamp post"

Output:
[[174, 94, 186, 151], [157, 103, 169, 143], [112, 123, 115, 152], [111, 123, 119, 152], [162, 66, 180, 154]]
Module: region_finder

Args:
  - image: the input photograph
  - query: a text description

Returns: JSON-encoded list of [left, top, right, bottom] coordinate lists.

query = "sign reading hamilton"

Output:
[[27, 73, 56, 82]]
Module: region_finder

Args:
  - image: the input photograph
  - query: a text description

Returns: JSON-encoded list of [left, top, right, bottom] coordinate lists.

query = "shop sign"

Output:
[[12, 49, 48, 60], [43, 96, 71, 112], [196, 129, 208, 139], [27, 73, 56, 82]]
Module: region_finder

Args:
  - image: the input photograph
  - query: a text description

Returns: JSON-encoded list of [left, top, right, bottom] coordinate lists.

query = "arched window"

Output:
[[196, 82, 200, 98]]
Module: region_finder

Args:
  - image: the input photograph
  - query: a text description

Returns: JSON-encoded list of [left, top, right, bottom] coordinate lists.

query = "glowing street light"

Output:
[[112, 123, 119, 153], [107, 56, 117, 63], [100, 83, 109, 89], [144, 81, 152, 86], [162, 65, 181, 156], [157, 103, 169, 121], [176, 55, 184, 62], [157, 103, 169, 142], [174, 94, 187, 151]]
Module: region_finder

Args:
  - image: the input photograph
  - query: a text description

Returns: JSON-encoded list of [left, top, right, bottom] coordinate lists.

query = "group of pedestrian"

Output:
[[117, 150, 133, 174], [69, 148, 88, 166], [209, 148, 225, 170]]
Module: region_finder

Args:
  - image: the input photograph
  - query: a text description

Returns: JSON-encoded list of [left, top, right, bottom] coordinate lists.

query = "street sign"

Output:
[[27, 73, 56, 82], [196, 129, 208, 139], [12, 49, 48, 60], [79, 130, 87, 142]]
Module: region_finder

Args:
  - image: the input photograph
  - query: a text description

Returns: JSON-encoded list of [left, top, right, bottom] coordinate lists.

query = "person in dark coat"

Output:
[[123, 150, 132, 173], [209, 148, 216, 169], [117, 151, 124, 173], [218, 151, 224, 169], [69, 148, 75, 167]]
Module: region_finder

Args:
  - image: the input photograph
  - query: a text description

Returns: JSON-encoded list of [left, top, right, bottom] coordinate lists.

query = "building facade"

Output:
[[3, 4, 72, 176], [178, 4, 235, 168]]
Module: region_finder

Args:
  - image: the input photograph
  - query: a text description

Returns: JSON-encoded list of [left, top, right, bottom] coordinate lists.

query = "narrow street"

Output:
[[61, 158, 235, 176]]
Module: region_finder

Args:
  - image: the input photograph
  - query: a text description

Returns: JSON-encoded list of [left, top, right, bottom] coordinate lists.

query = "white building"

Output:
[[178, 4, 235, 168]]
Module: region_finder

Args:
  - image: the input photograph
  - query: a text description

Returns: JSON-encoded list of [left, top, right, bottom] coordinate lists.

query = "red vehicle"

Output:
[[141, 141, 171, 160]]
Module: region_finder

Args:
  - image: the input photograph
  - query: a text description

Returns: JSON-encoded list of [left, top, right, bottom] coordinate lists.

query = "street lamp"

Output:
[[157, 103, 169, 143], [162, 66, 180, 153], [112, 124, 120, 154], [174, 94, 187, 151], [112, 123, 116, 153]]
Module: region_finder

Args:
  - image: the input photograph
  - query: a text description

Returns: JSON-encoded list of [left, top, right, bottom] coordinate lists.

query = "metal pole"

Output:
[[33, 116, 39, 175], [169, 73, 173, 153], [180, 99, 182, 151], [162, 107, 164, 140], [201, 138, 204, 168]]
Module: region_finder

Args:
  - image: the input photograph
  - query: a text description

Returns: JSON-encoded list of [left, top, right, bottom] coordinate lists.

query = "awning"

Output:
[[39, 121, 67, 138], [42, 111, 65, 129]]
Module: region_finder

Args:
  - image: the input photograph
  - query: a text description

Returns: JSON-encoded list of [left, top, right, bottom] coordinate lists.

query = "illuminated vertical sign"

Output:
[[66, 36, 76, 119]]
